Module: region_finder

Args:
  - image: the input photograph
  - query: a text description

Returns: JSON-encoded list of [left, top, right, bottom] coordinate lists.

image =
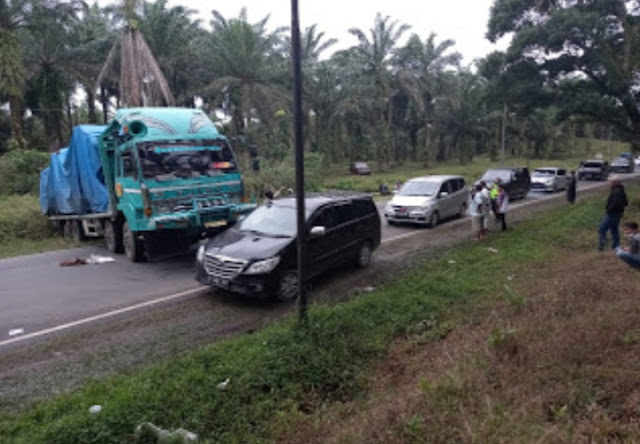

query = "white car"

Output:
[[530, 167, 569, 192], [384, 175, 468, 227]]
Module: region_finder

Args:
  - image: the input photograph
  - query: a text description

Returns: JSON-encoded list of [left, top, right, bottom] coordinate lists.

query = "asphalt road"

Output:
[[0, 179, 616, 348]]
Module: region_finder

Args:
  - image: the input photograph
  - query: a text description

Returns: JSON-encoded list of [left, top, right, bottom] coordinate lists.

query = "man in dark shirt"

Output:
[[598, 176, 628, 251]]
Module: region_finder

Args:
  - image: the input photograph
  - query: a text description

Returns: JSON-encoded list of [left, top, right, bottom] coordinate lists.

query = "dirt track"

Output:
[[0, 181, 618, 411]]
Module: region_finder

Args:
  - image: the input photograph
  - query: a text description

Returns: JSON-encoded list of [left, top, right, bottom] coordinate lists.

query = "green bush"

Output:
[[0, 150, 50, 195], [0, 195, 53, 244]]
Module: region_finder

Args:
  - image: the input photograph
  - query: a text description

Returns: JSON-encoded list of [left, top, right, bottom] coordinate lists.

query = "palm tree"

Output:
[[22, 0, 85, 147], [347, 13, 410, 166], [198, 8, 288, 137], [394, 33, 461, 166], [97, 0, 174, 108], [0, 0, 33, 150], [138, 0, 200, 106], [66, 2, 114, 124]]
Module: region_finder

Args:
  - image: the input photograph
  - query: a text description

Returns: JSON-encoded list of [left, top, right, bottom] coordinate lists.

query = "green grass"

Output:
[[322, 137, 632, 193], [0, 195, 78, 259], [0, 183, 621, 443]]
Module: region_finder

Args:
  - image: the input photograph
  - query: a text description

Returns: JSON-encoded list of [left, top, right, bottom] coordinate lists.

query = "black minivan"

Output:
[[195, 192, 381, 301]]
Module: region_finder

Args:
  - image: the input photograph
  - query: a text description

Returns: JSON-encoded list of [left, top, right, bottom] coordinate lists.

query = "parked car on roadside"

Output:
[[195, 192, 381, 302], [530, 167, 569, 192], [610, 155, 635, 174], [350, 161, 371, 175], [476, 167, 531, 200], [384, 175, 468, 227], [578, 159, 609, 181]]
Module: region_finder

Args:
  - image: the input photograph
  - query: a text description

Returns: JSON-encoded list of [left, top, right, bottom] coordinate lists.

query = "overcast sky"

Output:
[[156, 0, 507, 65]]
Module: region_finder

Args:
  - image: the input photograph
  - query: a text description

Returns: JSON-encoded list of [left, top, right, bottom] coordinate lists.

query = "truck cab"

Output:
[[100, 108, 255, 261]]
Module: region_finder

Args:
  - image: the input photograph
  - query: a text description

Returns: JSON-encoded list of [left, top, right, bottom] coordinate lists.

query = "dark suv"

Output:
[[195, 192, 381, 301], [477, 167, 531, 200], [578, 160, 609, 180]]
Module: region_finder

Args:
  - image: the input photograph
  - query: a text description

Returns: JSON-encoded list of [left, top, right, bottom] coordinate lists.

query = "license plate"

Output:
[[210, 276, 229, 287], [205, 220, 227, 228]]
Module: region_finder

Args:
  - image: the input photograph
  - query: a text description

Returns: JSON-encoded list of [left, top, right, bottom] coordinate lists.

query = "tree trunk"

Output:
[[8, 95, 25, 150]]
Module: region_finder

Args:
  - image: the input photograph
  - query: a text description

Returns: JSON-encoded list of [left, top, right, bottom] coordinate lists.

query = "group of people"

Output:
[[597, 176, 640, 269], [469, 178, 509, 240]]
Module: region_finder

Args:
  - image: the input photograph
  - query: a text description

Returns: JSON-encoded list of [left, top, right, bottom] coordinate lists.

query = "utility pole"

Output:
[[291, 0, 307, 321]]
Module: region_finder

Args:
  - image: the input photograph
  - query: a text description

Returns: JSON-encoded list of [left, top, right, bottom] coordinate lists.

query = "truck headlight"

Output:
[[244, 256, 280, 275], [196, 244, 206, 263]]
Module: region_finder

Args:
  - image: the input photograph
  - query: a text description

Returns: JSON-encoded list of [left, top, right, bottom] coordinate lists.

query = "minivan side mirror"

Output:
[[438, 191, 449, 198], [309, 226, 326, 238]]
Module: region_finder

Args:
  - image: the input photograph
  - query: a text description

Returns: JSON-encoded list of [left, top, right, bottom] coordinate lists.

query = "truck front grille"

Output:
[[204, 254, 247, 279]]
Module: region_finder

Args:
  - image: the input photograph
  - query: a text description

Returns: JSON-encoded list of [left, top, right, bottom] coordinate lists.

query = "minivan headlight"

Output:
[[244, 256, 281, 275], [196, 244, 206, 263]]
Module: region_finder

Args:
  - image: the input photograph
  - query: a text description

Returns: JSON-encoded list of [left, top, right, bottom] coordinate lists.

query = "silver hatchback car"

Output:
[[384, 175, 468, 227]]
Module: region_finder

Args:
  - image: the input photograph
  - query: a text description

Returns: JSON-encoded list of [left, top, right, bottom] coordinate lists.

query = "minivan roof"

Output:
[[270, 191, 373, 212], [407, 175, 464, 182]]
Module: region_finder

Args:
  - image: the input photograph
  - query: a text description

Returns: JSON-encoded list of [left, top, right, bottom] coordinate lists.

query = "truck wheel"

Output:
[[276, 271, 298, 302], [104, 220, 124, 254], [123, 221, 146, 262], [62, 221, 73, 239], [71, 220, 85, 243]]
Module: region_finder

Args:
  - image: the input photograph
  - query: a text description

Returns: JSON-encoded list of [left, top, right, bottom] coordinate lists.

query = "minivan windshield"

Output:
[[398, 180, 439, 196], [533, 168, 556, 176], [236, 204, 299, 237], [582, 162, 604, 168]]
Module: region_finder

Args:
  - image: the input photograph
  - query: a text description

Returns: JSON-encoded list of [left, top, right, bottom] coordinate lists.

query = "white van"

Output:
[[384, 175, 468, 227]]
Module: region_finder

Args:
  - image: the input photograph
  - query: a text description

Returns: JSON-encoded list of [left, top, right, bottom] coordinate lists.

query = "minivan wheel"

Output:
[[457, 202, 467, 218], [276, 271, 298, 302], [355, 241, 373, 268], [428, 211, 439, 228]]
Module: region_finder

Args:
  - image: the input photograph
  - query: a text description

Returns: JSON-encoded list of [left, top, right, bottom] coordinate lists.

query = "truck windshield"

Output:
[[137, 140, 238, 180]]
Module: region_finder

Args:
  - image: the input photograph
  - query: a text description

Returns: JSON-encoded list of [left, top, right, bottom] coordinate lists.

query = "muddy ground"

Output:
[[0, 185, 610, 412]]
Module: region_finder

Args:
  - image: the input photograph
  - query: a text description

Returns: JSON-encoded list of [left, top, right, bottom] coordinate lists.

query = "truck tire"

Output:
[[71, 220, 85, 243], [104, 220, 124, 254], [123, 221, 146, 262]]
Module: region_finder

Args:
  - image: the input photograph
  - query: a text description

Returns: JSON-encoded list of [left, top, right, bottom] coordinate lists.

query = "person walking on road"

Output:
[[615, 221, 640, 269], [566, 170, 577, 204], [598, 176, 628, 251], [496, 183, 509, 231]]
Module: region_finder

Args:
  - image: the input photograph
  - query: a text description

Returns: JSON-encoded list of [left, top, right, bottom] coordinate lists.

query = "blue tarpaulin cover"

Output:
[[40, 125, 109, 215]]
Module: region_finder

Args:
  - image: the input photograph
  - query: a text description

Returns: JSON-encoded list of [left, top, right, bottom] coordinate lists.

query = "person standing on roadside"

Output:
[[480, 181, 491, 237], [598, 176, 628, 251], [470, 184, 486, 240], [490, 178, 501, 221], [496, 183, 509, 231], [615, 221, 640, 269], [566, 170, 577, 204]]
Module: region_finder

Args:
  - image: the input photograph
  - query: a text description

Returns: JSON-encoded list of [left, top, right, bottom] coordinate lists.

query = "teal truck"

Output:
[[40, 107, 255, 261]]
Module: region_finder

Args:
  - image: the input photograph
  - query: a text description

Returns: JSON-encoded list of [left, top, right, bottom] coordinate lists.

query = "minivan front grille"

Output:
[[204, 254, 247, 279]]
